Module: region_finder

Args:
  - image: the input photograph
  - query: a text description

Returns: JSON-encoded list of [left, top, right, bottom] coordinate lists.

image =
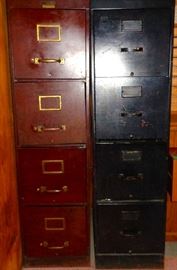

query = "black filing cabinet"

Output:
[[92, 0, 174, 268]]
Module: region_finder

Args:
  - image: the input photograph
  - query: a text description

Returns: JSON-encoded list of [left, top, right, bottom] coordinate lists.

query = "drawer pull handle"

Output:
[[121, 111, 143, 117], [121, 47, 143, 53], [32, 124, 66, 133], [132, 47, 143, 52], [118, 173, 144, 181], [31, 57, 65, 65], [40, 241, 69, 250], [120, 230, 142, 238], [37, 185, 68, 193]]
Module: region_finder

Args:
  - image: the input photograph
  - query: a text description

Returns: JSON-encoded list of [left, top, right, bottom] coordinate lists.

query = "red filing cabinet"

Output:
[[6, 0, 90, 265], [22, 207, 88, 257], [14, 82, 87, 145], [18, 147, 87, 205]]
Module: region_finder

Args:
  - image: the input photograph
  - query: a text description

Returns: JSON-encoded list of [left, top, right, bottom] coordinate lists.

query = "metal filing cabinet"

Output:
[[91, 0, 174, 268], [95, 78, 170, 140], [6, 0, 90, 265]]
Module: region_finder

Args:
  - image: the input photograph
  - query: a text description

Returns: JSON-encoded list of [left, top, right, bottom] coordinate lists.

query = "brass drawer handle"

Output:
[[37, 185, 68, 193], [32, 124, 66, 133], [40, 241, 69, 250], [31, 57, 65, 65]]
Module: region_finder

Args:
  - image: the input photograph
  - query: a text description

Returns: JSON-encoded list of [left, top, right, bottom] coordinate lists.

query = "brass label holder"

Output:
[[39, 95, 62, 111], [42, 160, 64, 174], [37, 24, 61, 42], [44, 217, 65, 231], [42, 1, 56, 8]]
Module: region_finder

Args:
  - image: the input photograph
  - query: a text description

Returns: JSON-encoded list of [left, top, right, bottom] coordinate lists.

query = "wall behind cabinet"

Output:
[[166, 0, 177, 241], [0, 0, 21, 269]]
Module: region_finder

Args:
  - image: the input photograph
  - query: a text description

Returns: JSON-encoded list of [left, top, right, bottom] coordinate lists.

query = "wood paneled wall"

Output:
[[166, 23, 177, 241], [0, 0, 21, 269]]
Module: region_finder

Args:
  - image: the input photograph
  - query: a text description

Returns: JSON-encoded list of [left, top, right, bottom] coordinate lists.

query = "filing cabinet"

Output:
[[18, 147, 87, 205], [95, 77, 170, 141], [93, 9, 171, 77], [95, 143, 167, 201], [92, 0, 174, 268], [14, 81, 87, 145], [22, 206, 88, 257], [6, 0, 90, 266], [94, 202, 166, 268], [8, 8, 86, 79], [95, 202, 166, 254]]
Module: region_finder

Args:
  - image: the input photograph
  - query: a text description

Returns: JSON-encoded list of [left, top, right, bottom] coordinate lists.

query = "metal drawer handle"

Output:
[[121, 47, 143, 53], [118, 173, 144, 181], [132, 47, 143, 52], [121, 111, 143, 117], [37, 185, 68, 193], [32, 124, 66, 133], [40, 241, 69, 250], [120, 230, 142, 237], [31, 57, 65, 65]]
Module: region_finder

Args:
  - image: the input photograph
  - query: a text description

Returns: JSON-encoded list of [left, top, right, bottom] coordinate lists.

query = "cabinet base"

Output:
[[23, 255, 90, 267], [95, 254, 164, 269]]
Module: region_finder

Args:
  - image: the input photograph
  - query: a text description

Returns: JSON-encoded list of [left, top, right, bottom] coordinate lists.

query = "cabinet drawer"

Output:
[[14, 81, 86, 145], [7, 0, 89, 9], [95, 77, 169, 141], [22, 206, 89, 257], [93, 9, 171, 77], [95, 143, 167, 200], [18, 147, 87, 204], [95, 203, 165, 254], [8, 9, 86, 79]]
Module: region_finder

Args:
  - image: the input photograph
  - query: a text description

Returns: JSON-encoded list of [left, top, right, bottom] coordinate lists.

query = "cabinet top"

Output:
[[6, 0, 174, 9], [91, 0, 175, 9], [6, 0, 90, 9]]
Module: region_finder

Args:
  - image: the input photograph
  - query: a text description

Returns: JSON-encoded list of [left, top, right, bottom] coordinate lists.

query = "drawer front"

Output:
[[18, 147, 87, 204], [95, 203, 165, 254], [93, 9, 171, 77], [95, 78, 169, 140], [8, 9, 86, 79], [14, 81, 86, 145], [7, 0, 89, 9], [95, 143, 167, 200], [22, 206, 89, 257]]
